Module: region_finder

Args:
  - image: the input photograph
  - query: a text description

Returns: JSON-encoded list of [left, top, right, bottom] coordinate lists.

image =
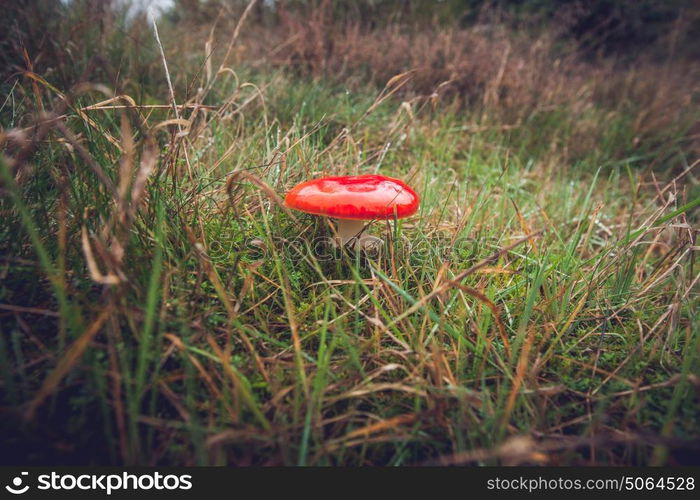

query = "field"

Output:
[[0, 0, 699, 465]]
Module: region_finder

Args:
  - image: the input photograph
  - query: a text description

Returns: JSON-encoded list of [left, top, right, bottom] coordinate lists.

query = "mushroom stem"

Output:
[[333, 219, 368, 248]]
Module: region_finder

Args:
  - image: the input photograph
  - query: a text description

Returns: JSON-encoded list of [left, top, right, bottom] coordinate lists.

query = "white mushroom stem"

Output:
[[334, 219, 366, 247], [333, 219, 382, 250]]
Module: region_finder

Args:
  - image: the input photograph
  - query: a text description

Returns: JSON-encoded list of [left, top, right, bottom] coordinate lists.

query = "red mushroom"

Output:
[[284, 174, 420, 250]]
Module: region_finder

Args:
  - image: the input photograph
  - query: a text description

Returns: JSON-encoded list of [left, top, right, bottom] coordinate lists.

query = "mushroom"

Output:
[[284, 174, 419, 250]]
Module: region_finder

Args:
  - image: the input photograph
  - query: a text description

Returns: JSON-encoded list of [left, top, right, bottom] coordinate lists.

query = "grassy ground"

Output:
[[0, 1, 699, 465]]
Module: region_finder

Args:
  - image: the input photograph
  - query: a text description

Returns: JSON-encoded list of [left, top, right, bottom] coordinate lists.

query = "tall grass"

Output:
[[0, 0, 698, 465]]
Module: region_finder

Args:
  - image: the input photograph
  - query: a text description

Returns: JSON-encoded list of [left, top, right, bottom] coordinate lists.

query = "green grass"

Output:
[[0, 4, 699, 466]]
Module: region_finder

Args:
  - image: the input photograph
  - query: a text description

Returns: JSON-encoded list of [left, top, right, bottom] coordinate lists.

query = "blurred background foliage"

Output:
[[166, 0, 700, 55], [4, 0, 697, 175]]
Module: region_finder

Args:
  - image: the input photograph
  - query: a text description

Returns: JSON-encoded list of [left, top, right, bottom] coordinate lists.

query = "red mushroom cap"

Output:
[[284, 174, 419, 220]]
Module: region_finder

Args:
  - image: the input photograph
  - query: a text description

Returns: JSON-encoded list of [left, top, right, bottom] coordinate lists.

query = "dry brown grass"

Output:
[[173, 3, 699, 169]]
